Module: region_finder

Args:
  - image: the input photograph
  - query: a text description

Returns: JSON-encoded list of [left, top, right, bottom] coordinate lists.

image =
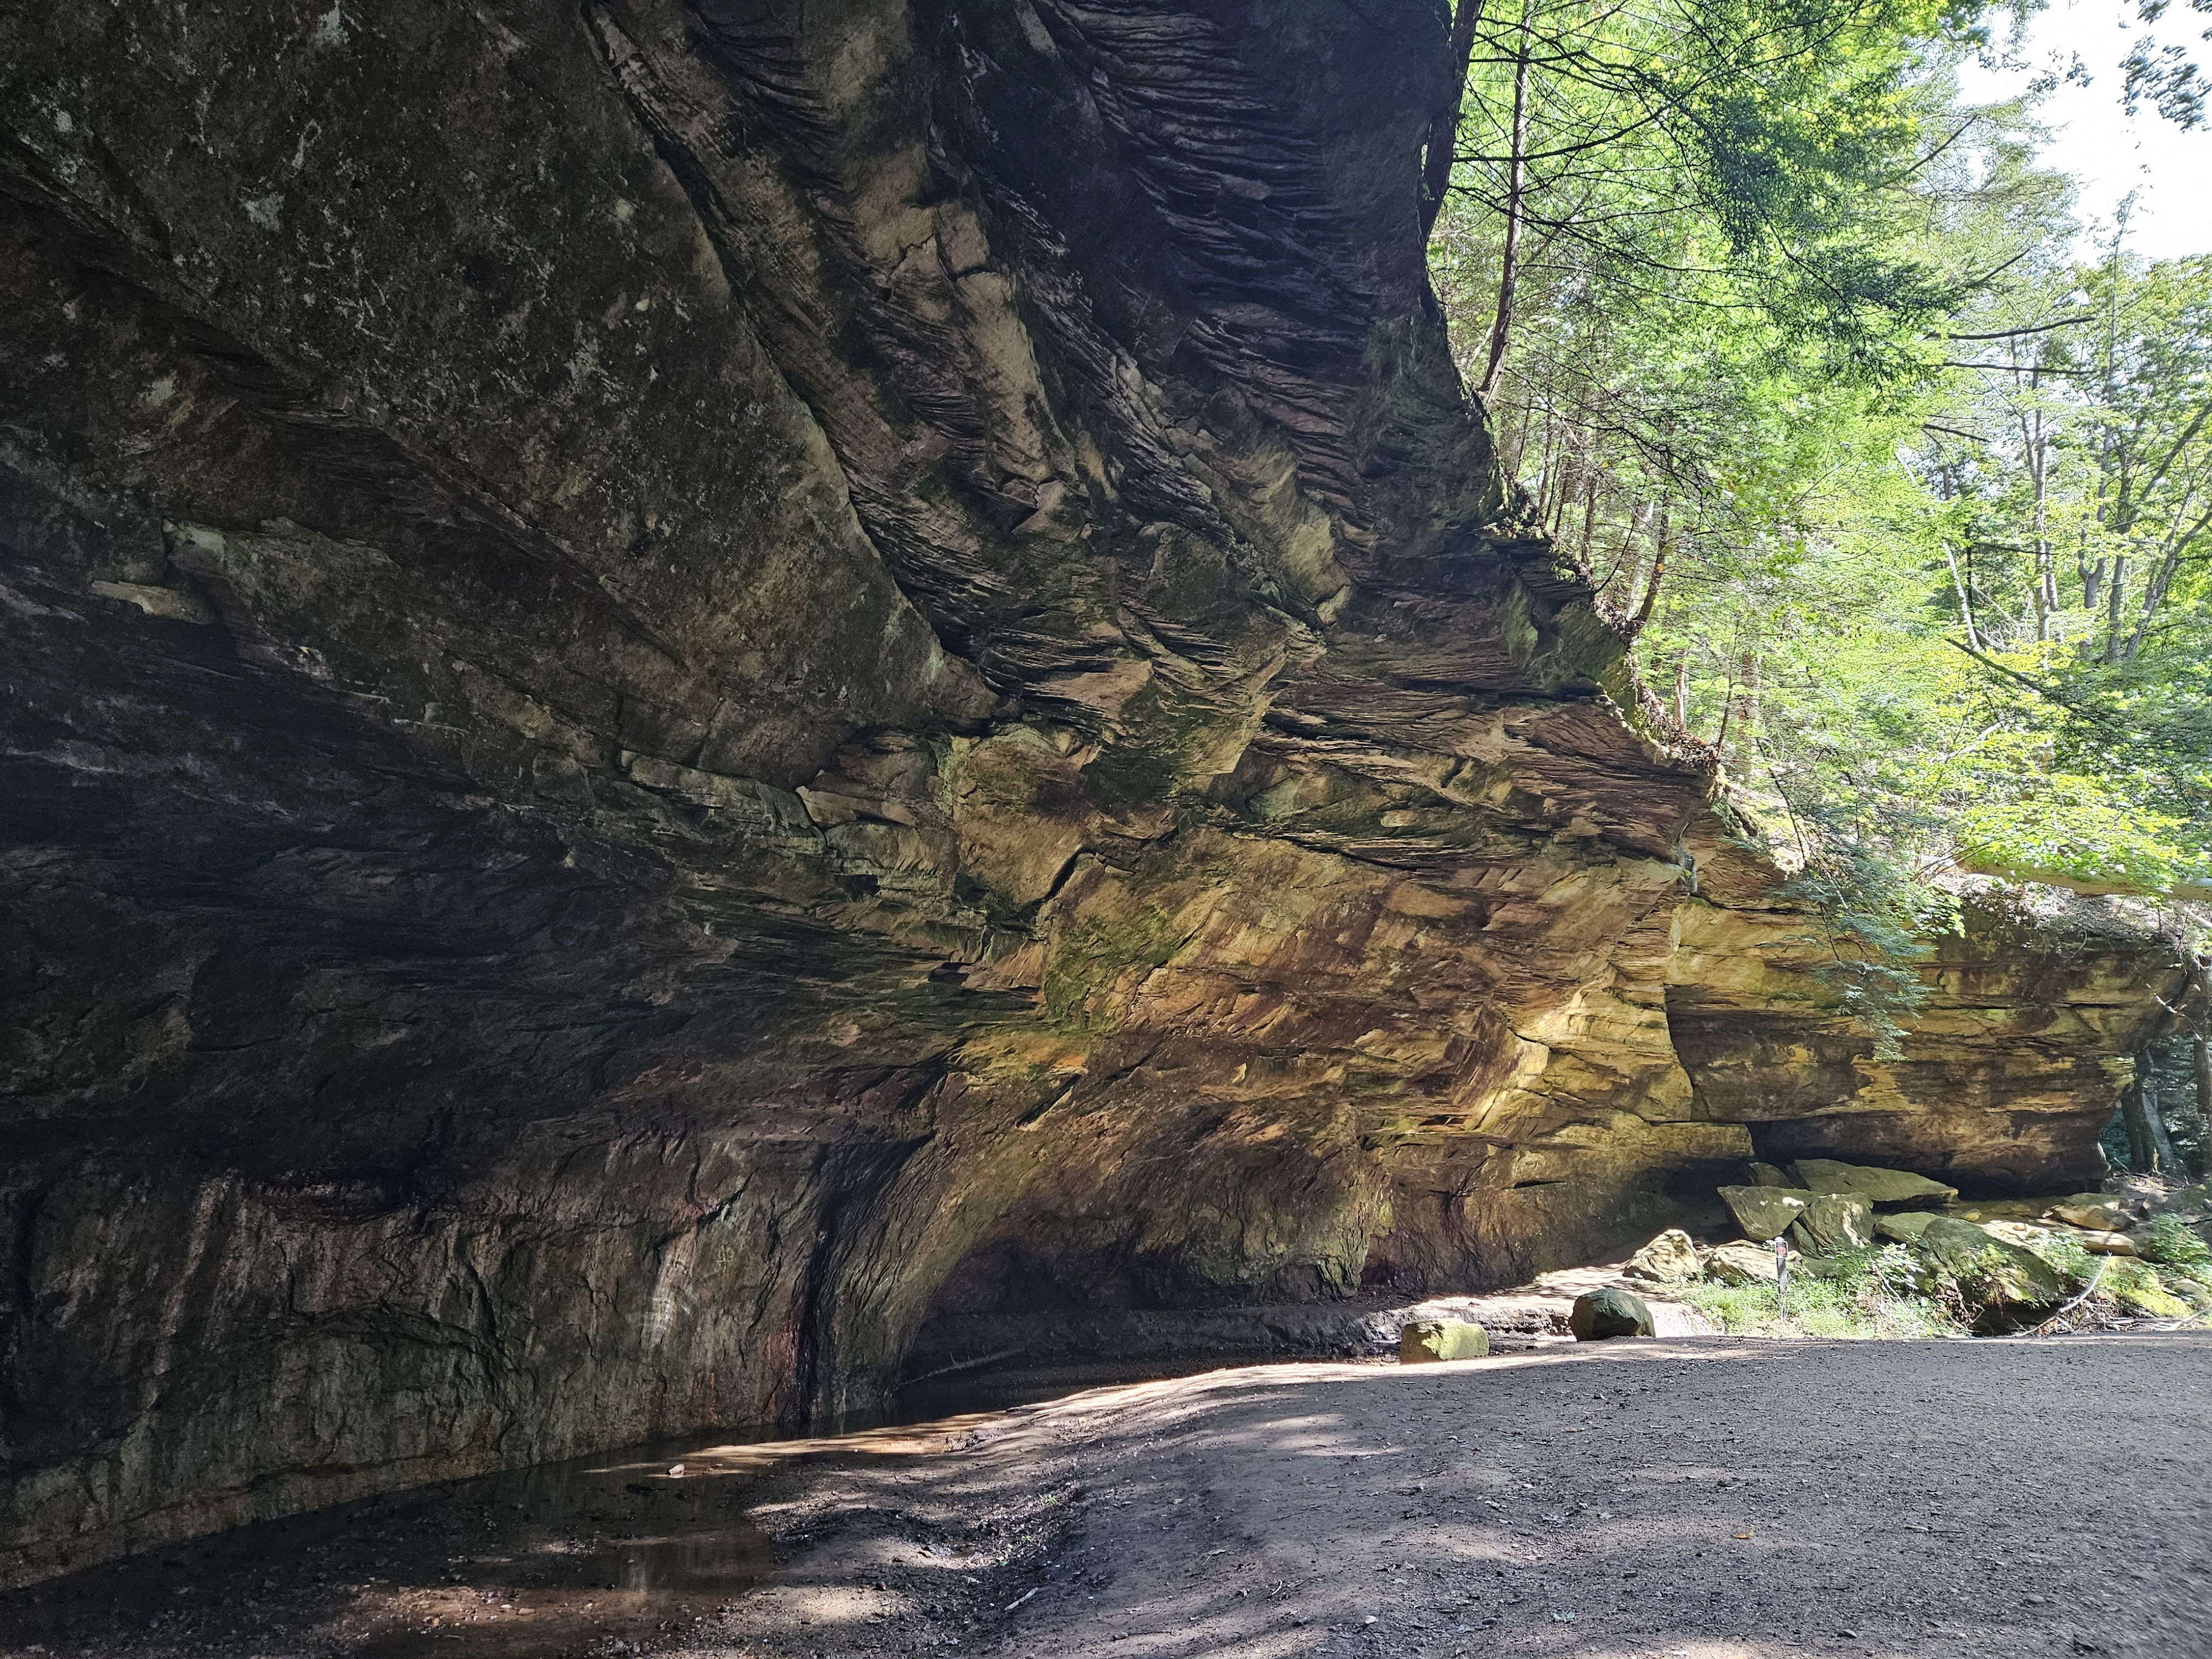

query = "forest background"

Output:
[[1420, 0, 2212, 1167]]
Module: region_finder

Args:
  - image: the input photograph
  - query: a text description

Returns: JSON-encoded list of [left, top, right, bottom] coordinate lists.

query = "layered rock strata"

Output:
[[0, 0, 2181, 1587]]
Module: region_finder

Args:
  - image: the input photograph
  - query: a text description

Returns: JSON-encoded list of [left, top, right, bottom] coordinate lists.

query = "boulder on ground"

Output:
[[1624, 1228, 1702, 1283], [2009, 1213, 2138, 1256], [1719, 1185, 1814, 1241], [1703, 1242, 1782, 1287], [1399, 1318, 1490, 1363], [1747, 1162, 1795, 1188], [2050, 1196, 2137, 1231], [1791, 1159, 1959, 1207], [1571, 1287, 1656, 1340], [1790, 1193, 1876, 1256], [1876, 1211, 1941, 1242], [2106, 1177, 2209, 1221], [1915, 1217, 2069, 1333]]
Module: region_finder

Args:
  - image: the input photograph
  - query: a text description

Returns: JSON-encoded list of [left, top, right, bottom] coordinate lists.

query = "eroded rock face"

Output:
[[0, 0, 2181, 1587]]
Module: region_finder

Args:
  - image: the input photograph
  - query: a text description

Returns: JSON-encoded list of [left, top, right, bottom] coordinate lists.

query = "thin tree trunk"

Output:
[[1509, 396, 1535, 478], [2103, 553, 2127, 663], [1418, 0, 1487, 236], [1714, 659, 1740, 755], [2126, 549, 2178, 660], [1671, 657, 1688, 730], [1534, 406, 1559, 516], [1943, 544, 1980, 649], [1629, 501, 1670, 635], [1548, 437, 1576, 536], [1580, 468, 1599, 559], [1477, 8, 1532, 400], [2029, 405, 2055, 641], [1603, 509, 1642, 616]]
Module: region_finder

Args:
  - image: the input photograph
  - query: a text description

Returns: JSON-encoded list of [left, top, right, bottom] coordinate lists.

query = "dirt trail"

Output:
[[4, 1334, 2207, 1659]]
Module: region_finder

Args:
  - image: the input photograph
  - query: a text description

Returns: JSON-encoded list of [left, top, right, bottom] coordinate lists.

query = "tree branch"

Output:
[[1944, 316, 2093, 341]]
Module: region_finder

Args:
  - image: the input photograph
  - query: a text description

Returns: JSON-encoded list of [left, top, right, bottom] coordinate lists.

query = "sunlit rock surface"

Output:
[[0, 0, 2179, 1587]]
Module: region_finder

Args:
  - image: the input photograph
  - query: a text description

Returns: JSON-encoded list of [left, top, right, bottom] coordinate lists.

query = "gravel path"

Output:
[[5, 1333, 2207, 1659]]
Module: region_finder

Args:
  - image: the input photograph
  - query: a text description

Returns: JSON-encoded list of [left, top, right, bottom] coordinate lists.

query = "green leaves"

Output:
[[1433, 0, 2212, 929]]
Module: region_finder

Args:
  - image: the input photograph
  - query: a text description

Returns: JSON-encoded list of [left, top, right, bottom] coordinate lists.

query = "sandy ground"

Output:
[[5, 1332, 2208, 1659]]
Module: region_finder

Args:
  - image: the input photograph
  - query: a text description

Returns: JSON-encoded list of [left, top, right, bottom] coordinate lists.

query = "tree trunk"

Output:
[[1629, 501, 1670, 635], [1477, 9, 1532, 400], [2030, 406, 2054, 641], [2121, 1076, 2154, 1173], [2103, 552, 2127, 664], [1943, 543, 1980, 649], [2194, 1030, 2212, 1180], [1418, 0, 1487, 236], [2121, 1049, 2182, 1174], [2183, 956, 2212, 1181]]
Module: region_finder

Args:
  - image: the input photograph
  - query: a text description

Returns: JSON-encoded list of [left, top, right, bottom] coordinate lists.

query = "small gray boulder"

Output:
[[1719, 1185, 1815, 1242], [1875, 1211, 1942, 1243], [1790, 1192, 1876, 1257]]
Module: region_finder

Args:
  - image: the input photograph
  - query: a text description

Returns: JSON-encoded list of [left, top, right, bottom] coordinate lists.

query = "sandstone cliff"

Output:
[[0, 0, 2179, 1586]]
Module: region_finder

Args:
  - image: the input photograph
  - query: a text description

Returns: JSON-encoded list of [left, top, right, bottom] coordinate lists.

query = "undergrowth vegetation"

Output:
[[1673, 1236, 2212, 1335], [1673, 1246, 1965, 1337]]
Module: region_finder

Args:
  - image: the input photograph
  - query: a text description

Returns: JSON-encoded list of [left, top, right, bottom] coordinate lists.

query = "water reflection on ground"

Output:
[[2, 1433, 777, 1657], [0, 1362, 1239, 1659]]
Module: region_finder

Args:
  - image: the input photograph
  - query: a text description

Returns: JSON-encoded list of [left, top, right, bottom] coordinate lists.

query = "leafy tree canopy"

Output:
[[1428, 0, 2212, 1031]]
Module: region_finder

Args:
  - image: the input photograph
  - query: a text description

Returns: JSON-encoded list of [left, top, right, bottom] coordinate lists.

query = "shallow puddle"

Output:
[[0, 1435, 779, 1658], [0, 1359, 1251, 1658], [0, 1384, 1129, 1659]]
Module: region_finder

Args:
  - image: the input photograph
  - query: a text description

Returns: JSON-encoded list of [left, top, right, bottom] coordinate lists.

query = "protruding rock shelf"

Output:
[[0, 0, 2185, 1590]]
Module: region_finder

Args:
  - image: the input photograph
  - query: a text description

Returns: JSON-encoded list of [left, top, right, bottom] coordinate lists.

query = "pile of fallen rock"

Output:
[[1392, 1164, 2212, 1360], [1619, 1159, 2212, 1333]]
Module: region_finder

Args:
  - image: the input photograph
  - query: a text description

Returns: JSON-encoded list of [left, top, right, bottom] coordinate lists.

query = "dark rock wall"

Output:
[[0, 0, 2178, 1585]]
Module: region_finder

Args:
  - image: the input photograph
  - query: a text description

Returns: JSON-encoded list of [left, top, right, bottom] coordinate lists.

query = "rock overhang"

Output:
[[0, 0, 2185, 1588]]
